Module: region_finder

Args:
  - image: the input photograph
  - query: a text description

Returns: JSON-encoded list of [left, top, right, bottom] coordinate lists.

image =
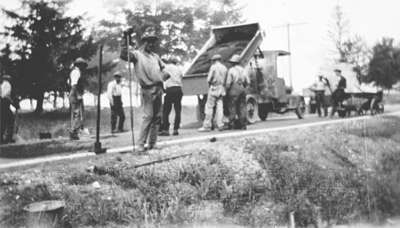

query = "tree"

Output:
[[328, 4, 371, 81], [2, 0, 97, 113], [94, 0, 243, 61], [366, 38, 400, 89]]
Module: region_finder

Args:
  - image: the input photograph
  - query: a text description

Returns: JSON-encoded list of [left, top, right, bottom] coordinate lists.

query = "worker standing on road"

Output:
[[330, 69, 347, 117], [198, 54, 228, 132], [311, 75, 329, 117], [120, 28, 170, 153], [159, 56, 183, 136], [0, 75, 19, 144], [107, 71, 125, 133], [226, 54, 249, 129], [69, 57, 87, 140]]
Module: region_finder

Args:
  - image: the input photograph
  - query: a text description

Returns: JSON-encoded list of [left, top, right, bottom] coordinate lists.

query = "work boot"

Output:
[[159, 130, 170, 136], [198, 127, 211, 132], [136, 145, 147, 154], [147, 144, 161, 150], [172, 129, 179, 136]]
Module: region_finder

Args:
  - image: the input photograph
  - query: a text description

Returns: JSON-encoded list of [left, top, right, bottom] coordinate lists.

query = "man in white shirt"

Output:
[[1, 74, 19, 144], [311, 75, 329, 117], [69, 57, 87, 140], [159, 56, 183, 136], [107, 72, 125, 133], [198, 54, 228, 132]]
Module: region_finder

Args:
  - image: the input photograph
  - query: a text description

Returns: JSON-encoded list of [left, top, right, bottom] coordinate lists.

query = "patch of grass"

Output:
[[346, 116, 400, 141]]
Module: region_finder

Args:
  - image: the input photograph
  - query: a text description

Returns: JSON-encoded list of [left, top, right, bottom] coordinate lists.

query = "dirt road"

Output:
[[1, 104, 400, 169]]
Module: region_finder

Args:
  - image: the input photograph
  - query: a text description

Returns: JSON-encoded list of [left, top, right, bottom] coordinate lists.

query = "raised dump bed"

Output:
[[183, 23, 263, 96]]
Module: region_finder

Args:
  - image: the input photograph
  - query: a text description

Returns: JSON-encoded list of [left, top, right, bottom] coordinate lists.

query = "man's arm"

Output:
[[120, 39, 138, 64], [207, 66, 215, 86], [107, 82, 114, 106]]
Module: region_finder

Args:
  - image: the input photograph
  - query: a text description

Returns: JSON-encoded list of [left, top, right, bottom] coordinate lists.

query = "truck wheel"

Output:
[[295, 99, 306, 119], [258, 103, 269, 121], [247, 98, 258, 124]]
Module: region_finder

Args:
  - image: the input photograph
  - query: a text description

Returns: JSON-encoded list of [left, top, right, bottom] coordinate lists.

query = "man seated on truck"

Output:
[[330, 69, 347, 117], [226, 54, 249, 129], [198, 54, 228, 132]]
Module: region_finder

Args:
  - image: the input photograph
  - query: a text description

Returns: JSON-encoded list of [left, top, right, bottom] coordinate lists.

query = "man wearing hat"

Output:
[[159, 56, 183, 136], [69, 57, 87, 140], [0, 74, 19, 144], [198, 53, 228, 132], [311, 75, 329, 117], [225, 54, 249, 129], [107, 71, 125, 133], [331, 68, 347, 117], [120, 28, 170, 153]]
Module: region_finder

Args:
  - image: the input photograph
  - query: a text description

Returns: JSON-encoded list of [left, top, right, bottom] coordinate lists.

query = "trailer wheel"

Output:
[[246, 98, 258, 124], [258, 103, 269, 121], [295, 99, 306, 119]]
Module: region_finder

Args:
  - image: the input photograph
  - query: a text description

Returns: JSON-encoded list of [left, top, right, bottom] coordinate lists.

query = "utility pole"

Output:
[[272, 22, 307, 88]]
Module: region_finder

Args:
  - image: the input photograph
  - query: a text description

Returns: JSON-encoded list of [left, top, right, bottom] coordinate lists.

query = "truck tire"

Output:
[[338, 109, 347, 118], [246, 98, 258, 124], [258, 103, 269, 121], [295, 99, 306, 119]]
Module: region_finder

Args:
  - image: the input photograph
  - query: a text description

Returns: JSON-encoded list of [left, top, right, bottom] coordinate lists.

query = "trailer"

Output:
[[182, 22, 305, 123]]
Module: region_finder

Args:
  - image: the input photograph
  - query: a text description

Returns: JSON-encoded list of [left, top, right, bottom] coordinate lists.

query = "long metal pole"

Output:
[[126, 35, 135, 153], [94, 44, 105, 154], [287, 23, 293, 88]]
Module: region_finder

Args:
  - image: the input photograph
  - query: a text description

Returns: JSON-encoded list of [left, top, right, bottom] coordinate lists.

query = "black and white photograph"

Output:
[[0, 0, 399, 227]]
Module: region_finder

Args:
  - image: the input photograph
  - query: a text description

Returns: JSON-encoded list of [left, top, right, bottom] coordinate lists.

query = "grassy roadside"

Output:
[[15, 105, 198, 141], [1, 115, 400, 227]]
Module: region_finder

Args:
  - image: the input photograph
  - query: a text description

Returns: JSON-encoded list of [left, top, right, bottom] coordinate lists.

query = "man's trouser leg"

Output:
[[172, 88, 183, 130], [0, 99, 6, 143], [237, 93, 247, 129], [111, 105, 117, 131], [138, 86, 162, 147], [161, 91, 173, 132], [315, 91, 324, 117], [71, 100, 83, 136], [202, 95, 217, 129], [148, 88, 162, 147], [117, 105, 125, 131], [215, 97, 224, 129]]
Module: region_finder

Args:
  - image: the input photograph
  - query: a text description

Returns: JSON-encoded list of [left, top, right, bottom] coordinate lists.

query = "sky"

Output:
[[1, 0, 400, 92]]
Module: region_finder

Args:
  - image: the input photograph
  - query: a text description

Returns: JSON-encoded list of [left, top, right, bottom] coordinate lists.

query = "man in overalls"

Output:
[[226, 54, 249, 129], [198, 54, 227, 132]]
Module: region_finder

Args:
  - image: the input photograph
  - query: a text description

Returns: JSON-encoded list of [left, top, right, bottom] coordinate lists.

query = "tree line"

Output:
[[0, 0, 242, 113]]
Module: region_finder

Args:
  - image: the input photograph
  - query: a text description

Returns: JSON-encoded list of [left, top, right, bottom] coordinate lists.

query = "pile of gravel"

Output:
[[186, 40, 249, 75]]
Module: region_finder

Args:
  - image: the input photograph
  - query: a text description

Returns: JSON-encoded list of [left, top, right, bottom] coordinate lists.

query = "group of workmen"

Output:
[[118, 29, 250, 153], [0, 28, 347, 149], [310, 69, 347, 118]]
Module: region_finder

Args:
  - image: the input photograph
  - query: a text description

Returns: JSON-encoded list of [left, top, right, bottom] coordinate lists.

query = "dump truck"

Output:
[[182, 22, 305, 123]]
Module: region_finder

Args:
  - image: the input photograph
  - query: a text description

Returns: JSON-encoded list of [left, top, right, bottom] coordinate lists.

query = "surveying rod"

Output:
[[94, 44, 106, 154], [125, 31, 136, 153]]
